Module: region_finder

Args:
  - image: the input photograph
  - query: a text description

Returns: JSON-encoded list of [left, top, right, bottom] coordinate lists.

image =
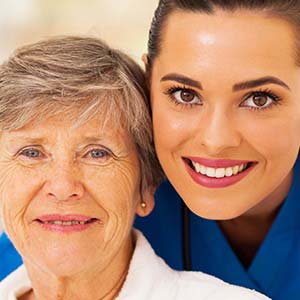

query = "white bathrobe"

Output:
[[0, 230, 269, 300]]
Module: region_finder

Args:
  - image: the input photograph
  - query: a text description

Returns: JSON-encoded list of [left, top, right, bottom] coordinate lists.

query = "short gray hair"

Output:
[[0, 36, 163, 187]]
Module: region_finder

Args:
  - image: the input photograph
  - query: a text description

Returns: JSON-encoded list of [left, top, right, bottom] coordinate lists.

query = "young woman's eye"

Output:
[[240, 90, 282, 109], [19, 148, 44, 159], [165, 87, 202, 106]]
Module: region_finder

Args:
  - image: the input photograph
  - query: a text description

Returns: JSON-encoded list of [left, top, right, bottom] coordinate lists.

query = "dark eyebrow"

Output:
[[233, 76, 290, 92], [160, 73, 203, 90]]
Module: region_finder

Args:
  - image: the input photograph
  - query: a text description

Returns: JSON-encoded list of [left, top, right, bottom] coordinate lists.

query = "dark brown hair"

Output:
[[147, 0, 300, 68]]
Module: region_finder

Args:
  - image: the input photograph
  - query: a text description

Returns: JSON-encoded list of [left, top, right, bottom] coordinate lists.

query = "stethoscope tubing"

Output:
[[182, 202, 192, 271]]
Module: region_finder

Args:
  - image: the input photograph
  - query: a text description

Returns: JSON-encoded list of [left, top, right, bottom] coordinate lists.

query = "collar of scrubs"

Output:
[[190, 157, 300, 297]]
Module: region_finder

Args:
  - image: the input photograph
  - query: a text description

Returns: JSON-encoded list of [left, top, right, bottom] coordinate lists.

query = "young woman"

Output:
[[136, 1, 300, 300]]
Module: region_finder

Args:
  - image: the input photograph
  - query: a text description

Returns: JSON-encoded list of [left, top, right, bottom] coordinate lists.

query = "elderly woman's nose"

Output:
[[43, 162, 84, 201]]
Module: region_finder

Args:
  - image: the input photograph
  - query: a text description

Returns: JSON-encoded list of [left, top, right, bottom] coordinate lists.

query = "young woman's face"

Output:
[[150, 10, 300, 219]]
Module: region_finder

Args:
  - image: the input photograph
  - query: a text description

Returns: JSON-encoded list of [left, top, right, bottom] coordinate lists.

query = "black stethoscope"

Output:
[[182, 202, 192, 270]]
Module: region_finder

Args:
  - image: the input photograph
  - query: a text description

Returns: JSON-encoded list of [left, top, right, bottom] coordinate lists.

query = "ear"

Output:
[[141, 53, 148, 70], [136, 185, 155, 217]]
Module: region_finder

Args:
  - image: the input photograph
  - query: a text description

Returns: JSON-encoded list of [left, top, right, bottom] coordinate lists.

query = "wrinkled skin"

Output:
[[0, 113, 153, 300]]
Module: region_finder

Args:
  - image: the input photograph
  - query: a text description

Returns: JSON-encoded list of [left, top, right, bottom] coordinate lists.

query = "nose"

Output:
[[43, 161, 84, 202], [198, 107, 242, 155]]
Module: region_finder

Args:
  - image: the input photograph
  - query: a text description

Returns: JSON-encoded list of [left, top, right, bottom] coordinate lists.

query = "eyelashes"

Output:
[[163, 85, 283, 111], [15, 145, 116, 164], [163, 85, 202, 108], [241, 88, 282, 110]]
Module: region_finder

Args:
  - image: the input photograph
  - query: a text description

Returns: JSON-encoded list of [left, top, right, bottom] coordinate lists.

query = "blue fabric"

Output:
[[0, 233, 22, 281], [136, 158, 300, 300], [1, 159, 299, 300]]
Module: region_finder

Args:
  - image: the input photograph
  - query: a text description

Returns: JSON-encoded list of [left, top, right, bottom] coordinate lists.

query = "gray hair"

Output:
[[0, 36, 163, 188]]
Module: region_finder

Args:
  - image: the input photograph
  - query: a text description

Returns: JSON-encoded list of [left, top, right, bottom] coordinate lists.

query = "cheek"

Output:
[[0, 164, 42, 249], [152, 100, 200, 158], [241, 115, 300, 160], [82, 163, 140, 235]]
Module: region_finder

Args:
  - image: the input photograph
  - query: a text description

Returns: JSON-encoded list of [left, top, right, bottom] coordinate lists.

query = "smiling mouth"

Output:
[[182, 157, 257, 188], [185, 158, 253, 178], [36, 218, 98, 226]]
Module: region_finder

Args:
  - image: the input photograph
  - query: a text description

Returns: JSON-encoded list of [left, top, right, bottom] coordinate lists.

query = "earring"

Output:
[[140, 201, 147, 209]]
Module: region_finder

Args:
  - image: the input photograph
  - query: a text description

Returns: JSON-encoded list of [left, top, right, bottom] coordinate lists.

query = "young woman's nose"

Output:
[[43, 161, 84, 202], [197, 108, 242, 155]]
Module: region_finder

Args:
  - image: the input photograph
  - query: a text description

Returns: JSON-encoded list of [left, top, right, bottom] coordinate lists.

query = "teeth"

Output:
[[200, 165, 206, 175], [225, 167, 233, 177], [191, 161, 248, 178], [206, 167, 216, 177], [216, 168, 225, 178], [43, 220, 88, 225], [233, 165, 239, 175], [194, 163, 201, 173]]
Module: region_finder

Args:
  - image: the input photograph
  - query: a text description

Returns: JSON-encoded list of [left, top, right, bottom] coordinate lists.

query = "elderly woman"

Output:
[[0, 36, 268, 300]]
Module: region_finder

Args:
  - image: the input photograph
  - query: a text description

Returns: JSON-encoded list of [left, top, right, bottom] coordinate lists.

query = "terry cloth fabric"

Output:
[[0, 231, 269, 300]]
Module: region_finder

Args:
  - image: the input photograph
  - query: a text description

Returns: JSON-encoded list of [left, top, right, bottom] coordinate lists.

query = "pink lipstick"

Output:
[[183, 157, 257, 188]]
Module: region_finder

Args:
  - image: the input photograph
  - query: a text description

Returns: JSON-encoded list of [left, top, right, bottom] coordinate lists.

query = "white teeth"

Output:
[[54, 221, 63, 225], [191, 161, 248, 178], [216, 168, 225, 178], [206, 167, 216, 177], [200, 165, 206, 175], [225, 167, 233, 177], [194, 162, 201, 173], [43, 220, 88, 225]]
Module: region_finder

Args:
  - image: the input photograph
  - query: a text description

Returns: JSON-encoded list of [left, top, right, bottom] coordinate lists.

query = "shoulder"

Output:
[[175, 271, 270, 300], [0, 265, 31, 300], [121, 231, 269, 300]]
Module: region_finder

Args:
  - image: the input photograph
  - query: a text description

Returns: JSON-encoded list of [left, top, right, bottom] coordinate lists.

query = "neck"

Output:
[[22, 236, 133, 300], [218, 170, 293, 268]]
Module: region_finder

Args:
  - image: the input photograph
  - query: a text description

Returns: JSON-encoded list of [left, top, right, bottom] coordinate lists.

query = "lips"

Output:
[[183, 157, 257, 188], [35, 214, 100, 233]]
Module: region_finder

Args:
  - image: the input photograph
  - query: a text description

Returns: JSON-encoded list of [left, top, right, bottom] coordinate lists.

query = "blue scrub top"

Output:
[[136, 158, 300, 300], [1, 159, 299, 300]]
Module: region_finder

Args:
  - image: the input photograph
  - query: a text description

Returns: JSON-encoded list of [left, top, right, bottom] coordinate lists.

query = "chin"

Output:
[[24, 242, 101, 276], [33, 253, 96, 277], [184, 197, 250, 220]]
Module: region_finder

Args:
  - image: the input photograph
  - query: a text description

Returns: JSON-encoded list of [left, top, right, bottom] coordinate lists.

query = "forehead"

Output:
[[1, 112, 133, 147], [157, 10, 296, 78]]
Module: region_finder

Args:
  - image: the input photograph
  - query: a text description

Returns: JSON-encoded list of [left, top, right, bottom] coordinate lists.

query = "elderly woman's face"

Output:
[[150, 10, 300, 219], [0, 113, 150, 275]]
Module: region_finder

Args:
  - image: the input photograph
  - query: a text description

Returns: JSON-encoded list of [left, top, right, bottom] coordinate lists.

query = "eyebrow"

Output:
[[233, 76, 290, 92], [160, 73, 203, 90], [6, 136, 47, 144]]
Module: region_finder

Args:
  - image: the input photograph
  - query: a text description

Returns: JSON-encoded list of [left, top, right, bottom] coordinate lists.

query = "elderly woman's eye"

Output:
[[19, 148, 43, 159], [85, 148, 111, 160], [241, 90, 282, 110], [165, 87, 202, 106]]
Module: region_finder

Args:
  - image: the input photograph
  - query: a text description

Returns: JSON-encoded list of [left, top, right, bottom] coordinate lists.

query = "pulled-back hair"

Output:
[[0, 36, 163, 187], [148, 0, 300, 68]]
